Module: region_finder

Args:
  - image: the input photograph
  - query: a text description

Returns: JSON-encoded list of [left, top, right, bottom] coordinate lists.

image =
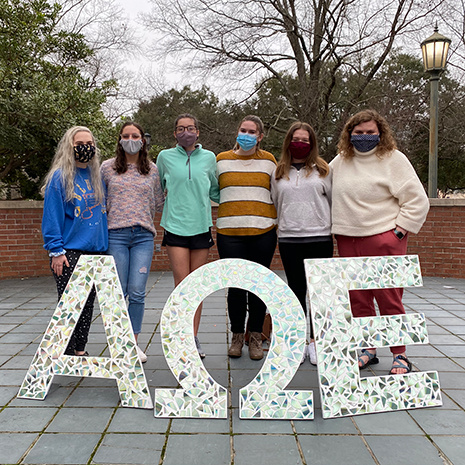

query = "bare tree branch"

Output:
[[146, 0, 445, 128]]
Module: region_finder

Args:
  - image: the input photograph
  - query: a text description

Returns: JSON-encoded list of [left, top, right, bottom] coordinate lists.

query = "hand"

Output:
[[51, 254, 69, 276], [395, 226, 407, 235]]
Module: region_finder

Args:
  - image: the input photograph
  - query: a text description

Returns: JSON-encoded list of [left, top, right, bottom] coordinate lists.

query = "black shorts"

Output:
[[162, 228, 214, 250]]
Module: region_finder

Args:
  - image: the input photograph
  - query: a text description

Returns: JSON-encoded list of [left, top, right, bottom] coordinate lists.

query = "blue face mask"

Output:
[[236, 133, 257, 151], [350, 134, 380, 153]]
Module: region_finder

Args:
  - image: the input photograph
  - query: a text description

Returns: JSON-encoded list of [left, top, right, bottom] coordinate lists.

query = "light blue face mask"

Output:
[[236, 133, 257, 151]]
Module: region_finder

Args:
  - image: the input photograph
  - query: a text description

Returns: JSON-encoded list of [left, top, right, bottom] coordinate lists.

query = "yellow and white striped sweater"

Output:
[[216, 149, 277, 236]]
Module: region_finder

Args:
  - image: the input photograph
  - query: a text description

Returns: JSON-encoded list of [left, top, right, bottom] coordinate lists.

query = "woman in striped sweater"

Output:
[[216, 115, 277, 360]]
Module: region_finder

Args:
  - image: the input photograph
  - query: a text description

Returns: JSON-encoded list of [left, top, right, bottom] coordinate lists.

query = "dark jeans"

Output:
[[217, 229, 277, 333], [51, 250, 95, 353], [278, 240, 333, 339]]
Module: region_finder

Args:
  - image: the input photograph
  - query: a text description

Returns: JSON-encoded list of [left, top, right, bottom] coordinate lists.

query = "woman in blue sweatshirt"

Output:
[[42, 126, 108, 356]]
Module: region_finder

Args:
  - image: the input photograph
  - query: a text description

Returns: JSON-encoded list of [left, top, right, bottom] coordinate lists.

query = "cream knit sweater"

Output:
[[330, 148, 429, 236]]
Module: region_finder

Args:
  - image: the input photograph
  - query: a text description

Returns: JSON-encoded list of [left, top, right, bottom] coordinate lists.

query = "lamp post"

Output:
[[421, 26, 451, 198]]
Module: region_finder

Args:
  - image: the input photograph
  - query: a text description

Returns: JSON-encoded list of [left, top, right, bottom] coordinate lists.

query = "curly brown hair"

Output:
[[337, 110, 397, 159], [275, 121, 329, 180], [114, 121, 151, 175]]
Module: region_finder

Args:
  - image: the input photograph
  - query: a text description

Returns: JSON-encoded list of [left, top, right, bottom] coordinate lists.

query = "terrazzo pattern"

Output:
[[17, 255, 153, 409], [155, 259, 313, 419], [305, 255, 442, 419]]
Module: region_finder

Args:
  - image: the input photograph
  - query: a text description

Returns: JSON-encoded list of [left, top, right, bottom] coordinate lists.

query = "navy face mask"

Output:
[[350, 134, 380, 152]]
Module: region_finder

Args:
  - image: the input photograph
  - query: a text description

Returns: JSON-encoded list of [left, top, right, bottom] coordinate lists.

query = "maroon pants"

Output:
[[336, 230, 408, 355]]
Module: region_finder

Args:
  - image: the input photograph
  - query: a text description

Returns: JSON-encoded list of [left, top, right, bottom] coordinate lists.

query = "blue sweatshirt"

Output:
[[156, 144, 219, 236], [42, 167, 108, 254]]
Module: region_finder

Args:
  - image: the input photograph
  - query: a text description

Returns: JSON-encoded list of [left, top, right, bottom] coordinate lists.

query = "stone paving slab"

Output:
[[92, 433, 166, 465], [234, 435, 302, 465], [364, 436, 447, 465], [431, 436, 465, 465], [352, 410, 425, 435], [0, 433, 39, 464], [46, 407, 115, 433], [0, 273, 464, 464], [163, 434, 231, 465], [106, 409, 169, 433], [0, 407, 57, 432], [299, 436, 375, 465], [24, 433, 101, 465]]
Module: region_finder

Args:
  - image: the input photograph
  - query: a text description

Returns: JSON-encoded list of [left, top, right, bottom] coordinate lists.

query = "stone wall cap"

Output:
[[429, 198, 465, 206], [0, 200, 44, 209], [1, 198, 464, 209]]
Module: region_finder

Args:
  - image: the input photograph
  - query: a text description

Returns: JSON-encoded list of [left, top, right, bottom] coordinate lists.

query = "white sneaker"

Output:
[[307, 341, 317, 366], [300, 345, 307, 365], [136, 345, 147, 363]]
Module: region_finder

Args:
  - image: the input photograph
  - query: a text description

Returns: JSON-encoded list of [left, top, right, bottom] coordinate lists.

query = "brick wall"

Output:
[[1, 199, 464, 279], [151, 207, 283, 272], [0, 201, 49, 280], [407, 199, 465, 278]]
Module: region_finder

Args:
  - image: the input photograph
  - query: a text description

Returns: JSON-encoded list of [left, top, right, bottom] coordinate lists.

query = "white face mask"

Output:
[[120, 139, 143, 155]]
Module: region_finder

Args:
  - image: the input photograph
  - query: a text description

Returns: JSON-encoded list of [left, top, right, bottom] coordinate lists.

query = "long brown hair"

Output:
[[275, 122, 329, 180], [337, 110, 397, 159], [114, 121, 150, 175]]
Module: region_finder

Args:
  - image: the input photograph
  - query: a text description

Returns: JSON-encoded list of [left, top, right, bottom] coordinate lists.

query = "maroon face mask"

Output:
[[289, 141, 311, 159]]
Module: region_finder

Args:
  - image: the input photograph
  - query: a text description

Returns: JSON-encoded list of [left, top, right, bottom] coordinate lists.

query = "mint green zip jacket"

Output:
[[156, 144, 220, 236]]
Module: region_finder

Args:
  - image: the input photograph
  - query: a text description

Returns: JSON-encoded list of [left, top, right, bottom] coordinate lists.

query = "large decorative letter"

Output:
[[155, 259, 313, 419], [18, 255, 153, 409], [305, 255, 442, 419]]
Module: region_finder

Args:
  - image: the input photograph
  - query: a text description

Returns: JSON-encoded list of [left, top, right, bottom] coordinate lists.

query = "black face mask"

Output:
[[74, 144, 96, 163]]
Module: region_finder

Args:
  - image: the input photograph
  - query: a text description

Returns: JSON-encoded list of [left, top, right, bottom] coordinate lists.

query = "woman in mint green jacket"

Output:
[[156, 113, 219, 358]]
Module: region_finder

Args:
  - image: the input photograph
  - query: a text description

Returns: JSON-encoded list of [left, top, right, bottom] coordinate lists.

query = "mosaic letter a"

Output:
[[18, 255, 153, 409]]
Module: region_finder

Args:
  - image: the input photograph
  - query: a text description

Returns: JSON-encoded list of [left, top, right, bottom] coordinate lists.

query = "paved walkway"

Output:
[[0, 271, 464, 465]]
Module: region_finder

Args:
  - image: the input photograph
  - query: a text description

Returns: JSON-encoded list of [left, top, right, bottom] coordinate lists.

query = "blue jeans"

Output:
[[108, 226, 154, 334]]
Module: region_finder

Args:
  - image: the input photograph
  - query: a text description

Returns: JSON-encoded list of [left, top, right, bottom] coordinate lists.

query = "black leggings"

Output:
[[217, 229, 277, 333], [278, 240, 333, 339], [51, 250, 95, 354]]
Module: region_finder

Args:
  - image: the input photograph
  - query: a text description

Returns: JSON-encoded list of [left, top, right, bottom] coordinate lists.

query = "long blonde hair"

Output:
[[41, 126, 104, 204], [275, 121, 329, 180]]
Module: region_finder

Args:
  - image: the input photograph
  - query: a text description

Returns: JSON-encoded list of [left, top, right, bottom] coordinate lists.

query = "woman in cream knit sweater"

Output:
[[330, 109, 429, 375]]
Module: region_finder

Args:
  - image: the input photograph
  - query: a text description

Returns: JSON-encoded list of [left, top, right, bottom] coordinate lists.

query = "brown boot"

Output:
[[228, 333, 244, 358], [248, 331, 264, 360]]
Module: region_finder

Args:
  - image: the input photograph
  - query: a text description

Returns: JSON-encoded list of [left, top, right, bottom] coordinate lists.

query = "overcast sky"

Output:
[[117, 0, 151, 17], [116, 0, 193, 90], [114, 0, 240, 104]]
